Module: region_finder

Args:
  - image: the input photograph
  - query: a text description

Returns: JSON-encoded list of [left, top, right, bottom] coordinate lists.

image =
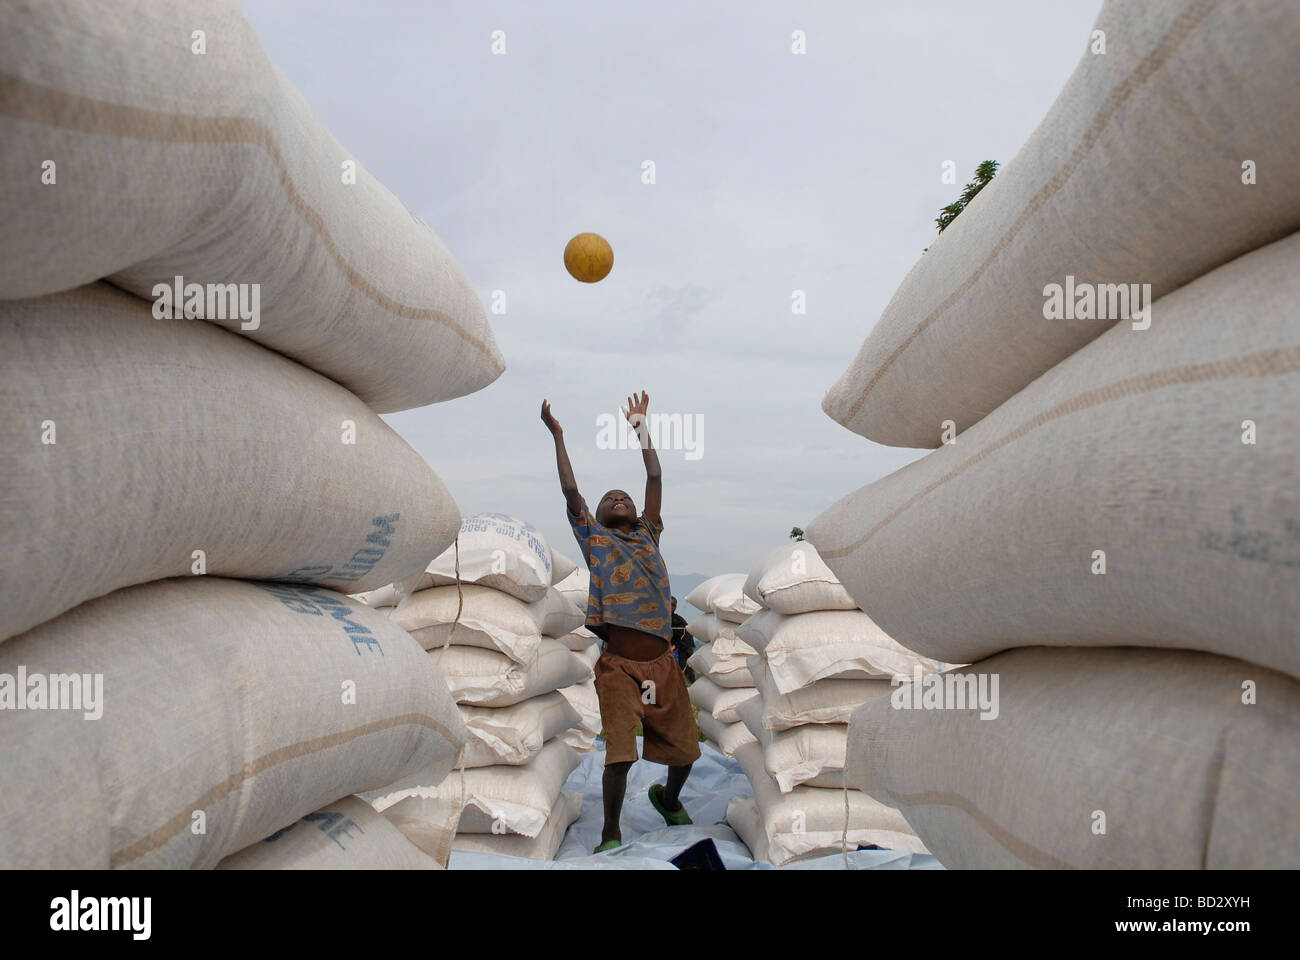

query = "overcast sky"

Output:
[[241, 0, 1103, 578]]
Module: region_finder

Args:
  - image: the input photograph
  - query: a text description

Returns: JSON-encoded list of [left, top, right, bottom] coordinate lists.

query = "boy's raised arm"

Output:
[[541, 400, 584, 517], [622, 390, 661, 527]]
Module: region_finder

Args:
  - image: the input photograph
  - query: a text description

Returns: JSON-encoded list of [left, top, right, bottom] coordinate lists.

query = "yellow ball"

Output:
[[564, 232, 614, 283]]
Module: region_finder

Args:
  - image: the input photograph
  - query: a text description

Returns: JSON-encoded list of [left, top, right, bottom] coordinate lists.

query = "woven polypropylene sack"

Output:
[[452, 790, 582, 861], [556, 679, 601, 753], [456, 691, 582, 768], [738, 609, 947, 695], [696, 711, 756, 758], [393, 585, 583, 663], [685, 574, 760, 624], [686, 645, 755, 689], [810, 232, 1300, 679], [750, 656, 893, 731], [428, 638, 593, 708], [735, 695, 848, 792], [371, 740, 580, 839], [217, 796, 442, 869], [0, 0, 504, 412], [823, 0, 1300, 447], [844, 646, 1300, 868], [734, 741, 925, 866], [0, 283, 460, 643], [743, 542, 858, 615], [409, 515, 566, 603], [687, 675, 759, 724], [0, 578, 466, 869]]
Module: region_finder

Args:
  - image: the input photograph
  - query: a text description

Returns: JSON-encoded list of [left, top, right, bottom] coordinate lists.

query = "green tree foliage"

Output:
[[789, 527, 805, 541], [935, 160, 999, 234]]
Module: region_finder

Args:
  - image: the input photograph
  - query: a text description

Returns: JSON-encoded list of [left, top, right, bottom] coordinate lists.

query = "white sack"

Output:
[[735, 695, 847, 792], [428, 638, 593, 708], [811, 232, 1300, 680], [822, 0, 1300, 447], [0, 0, 504, 412], [556, 679, 602, 753], [554, 566, 591, 611], [0, 283, 461, 643], [376, 796, 462, 867], [217, 796, 441, 870], [743, 542, 859, 615], [409, 514, 566, 603], [846, 646, 1300, 869], [734, 742, 925, 867], [696, 712, 756, 758], [687, 646, 755, 689], [372, 740, 580, 839], [457, 692, 581, 768], [560, 627, 600, 652], [0, 578, 466, 869], [392, 584, 583, 663], [688, 676, 759, 724], [452, 790, 583, 861], [750, 656, 893, 731], [738, 609, 946, 695], [685, 574, 760, 624]]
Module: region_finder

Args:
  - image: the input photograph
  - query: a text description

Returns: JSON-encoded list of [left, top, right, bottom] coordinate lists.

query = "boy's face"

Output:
[[596, 489, 636, 526]]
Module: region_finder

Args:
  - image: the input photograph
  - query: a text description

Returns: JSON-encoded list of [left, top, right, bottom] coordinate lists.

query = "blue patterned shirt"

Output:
[[567, 498, 672, 640]]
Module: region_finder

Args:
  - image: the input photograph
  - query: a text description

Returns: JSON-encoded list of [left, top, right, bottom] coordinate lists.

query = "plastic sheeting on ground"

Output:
[[448, 736, 942, 870]]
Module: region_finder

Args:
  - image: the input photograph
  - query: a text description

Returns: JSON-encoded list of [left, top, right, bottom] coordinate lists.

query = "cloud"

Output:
[[643, 283, 722, 340]]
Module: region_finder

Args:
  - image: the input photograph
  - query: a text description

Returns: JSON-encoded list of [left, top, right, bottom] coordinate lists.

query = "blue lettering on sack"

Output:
[[459, 514, 551, 574], [252, 582, 384, 656], [281, 565, 333, 584], [303, 811, 365, 851], [313, 591, 384, 655], [277, 514, 402, 585], [365, 513, 399, 548]]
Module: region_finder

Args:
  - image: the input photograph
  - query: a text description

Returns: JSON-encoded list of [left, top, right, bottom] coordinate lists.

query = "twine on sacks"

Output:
[[441, 533, 468, 861], [841, 778, 851, 870]]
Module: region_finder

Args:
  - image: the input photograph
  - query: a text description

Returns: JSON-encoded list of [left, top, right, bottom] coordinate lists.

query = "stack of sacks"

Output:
[[1, 1, 504, 868], [551, 564, 604, 752], [0, 580, 468, 869], [723, 543, 940, 865], [685, 612, 759, 753], [378, 515, 595, 860], [685, 574, 762, 756], [811, 1, 1300, 868]]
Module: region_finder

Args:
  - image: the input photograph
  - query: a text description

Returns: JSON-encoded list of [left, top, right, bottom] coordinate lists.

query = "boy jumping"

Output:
[[541, 390, 700, 853]]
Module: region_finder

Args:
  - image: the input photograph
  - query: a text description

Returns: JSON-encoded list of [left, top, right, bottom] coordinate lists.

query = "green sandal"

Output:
[[593, 839, 623, 854], [649, 784, 692, 826]]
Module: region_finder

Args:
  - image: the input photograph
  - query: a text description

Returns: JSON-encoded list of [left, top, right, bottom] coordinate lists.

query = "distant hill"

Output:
[[670, 572, 712, 621]]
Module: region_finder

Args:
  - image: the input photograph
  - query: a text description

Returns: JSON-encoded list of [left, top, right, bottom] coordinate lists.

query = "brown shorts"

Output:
[[594, 647, 702, 767]]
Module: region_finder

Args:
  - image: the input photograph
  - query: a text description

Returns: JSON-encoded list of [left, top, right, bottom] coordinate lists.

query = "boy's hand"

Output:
[[621, 390, 649, 430], [541, 399, 562, 436]]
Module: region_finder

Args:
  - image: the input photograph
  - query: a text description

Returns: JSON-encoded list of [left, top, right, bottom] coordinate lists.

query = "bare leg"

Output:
[[660, 762, 693, 811], [602, 760, 633, 844]]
